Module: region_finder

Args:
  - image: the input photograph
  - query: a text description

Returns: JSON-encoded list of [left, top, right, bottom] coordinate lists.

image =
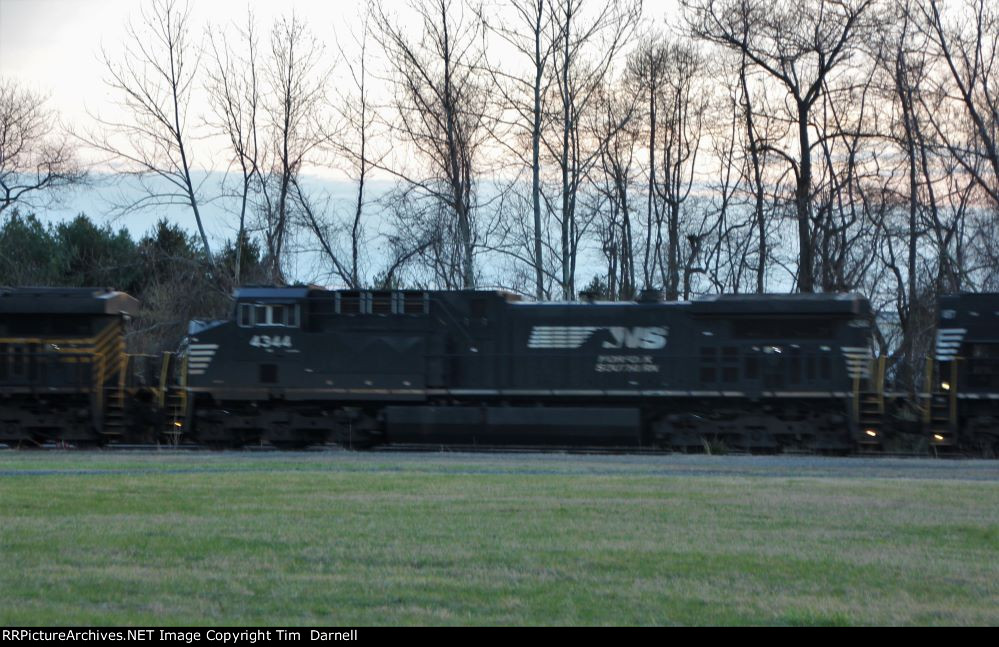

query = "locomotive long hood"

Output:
[[0, 287, 140, 316], [690, 293, 870, 316]]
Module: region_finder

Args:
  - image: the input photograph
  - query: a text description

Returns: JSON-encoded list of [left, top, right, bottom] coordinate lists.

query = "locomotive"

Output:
[[927, 293, 999, 452], [1, 284, 996, 454], [182, 287, 880, 450], [0, 287, 139, 444]]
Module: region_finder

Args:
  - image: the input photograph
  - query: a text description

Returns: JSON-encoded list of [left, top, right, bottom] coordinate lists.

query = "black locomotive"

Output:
[[926, 293, 999, 452], [182, 287, 880, 450], [2, 284, 997, 454]]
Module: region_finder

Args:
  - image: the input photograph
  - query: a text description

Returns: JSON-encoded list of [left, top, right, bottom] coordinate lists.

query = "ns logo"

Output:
[[602, 326, 668, 350], [526, 325, 668, 349]]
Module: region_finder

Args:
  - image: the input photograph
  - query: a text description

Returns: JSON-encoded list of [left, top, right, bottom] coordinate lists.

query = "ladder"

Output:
[[158, 352, 188, 445], [924, 358, 958, 445], [853, 356, 886, 443], [97, 325, 129, 441]]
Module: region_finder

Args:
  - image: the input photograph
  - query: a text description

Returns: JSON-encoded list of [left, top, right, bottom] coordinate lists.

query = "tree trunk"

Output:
[[532, 0, 545, 300], [559, 5, 573, 300], [795, 102, 813, 293]]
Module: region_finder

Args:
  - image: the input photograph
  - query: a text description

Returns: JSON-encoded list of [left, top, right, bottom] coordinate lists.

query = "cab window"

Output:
[[238, 303, 300, 328], [238, 304, 253, 327]]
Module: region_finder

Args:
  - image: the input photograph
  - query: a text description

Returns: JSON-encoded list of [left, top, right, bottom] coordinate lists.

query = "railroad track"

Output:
[[0, 440, 969, 459]]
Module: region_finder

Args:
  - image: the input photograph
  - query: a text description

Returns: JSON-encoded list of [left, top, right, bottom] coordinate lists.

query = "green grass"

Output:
[[0, 452, 997, 626]]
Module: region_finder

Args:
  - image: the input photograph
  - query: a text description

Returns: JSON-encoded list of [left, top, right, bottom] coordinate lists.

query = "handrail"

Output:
[[94, 351, 106, 421], [115, 340, 128, 404], [875, 356, 886, 413], [851, 368, 861, 423], [158, 352, 173, 408], [0, 336, 99, 346], [923, 356, 933, 425], [949, 359, 958, 431]]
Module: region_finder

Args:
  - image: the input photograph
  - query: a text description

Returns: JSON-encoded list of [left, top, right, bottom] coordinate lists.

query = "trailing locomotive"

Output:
[[181, 287, 882, 451], [0, 287, 140, 444], [926, 293, 999, 452]]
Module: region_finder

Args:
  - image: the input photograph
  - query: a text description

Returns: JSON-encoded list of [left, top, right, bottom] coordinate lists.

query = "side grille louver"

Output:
[[935, 328, 966, 360], [527, 326, 598, 349], [187, 343, 219, 375], [841, 346, 871, 379]]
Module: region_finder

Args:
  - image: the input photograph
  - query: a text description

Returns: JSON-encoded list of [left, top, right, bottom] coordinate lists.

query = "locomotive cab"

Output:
[[184, 287, 438, 446]]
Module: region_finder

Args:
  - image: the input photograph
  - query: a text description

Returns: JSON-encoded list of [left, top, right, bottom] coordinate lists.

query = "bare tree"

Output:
[[869, 0, 939, 390], [88, 0, 214, 266], [547, 0, 641, 299], [971, 211, 999, 290], [650, 40, 707, 300], [735, 48, 771, 293], [805, 52, 884, 295], [588, 81, 640, 299], [699, 81, 758, 295], [205, 9, 262, 286], [290, 175, 357, 287], [374, 0, 491, 289], [885, 2, 923, 315], [628, 35, 670, 292], [480, 0, 559, 299], [0, 78, 87, 217], [919, 0, 999, 209], [321, 9, 387, 288], [685, 0, 876, 293], [259, 13, 328, 284]]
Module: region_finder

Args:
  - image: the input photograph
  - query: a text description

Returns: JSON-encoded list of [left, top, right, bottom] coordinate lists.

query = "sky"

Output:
[[1, 0, 371, 237], [0, 0, 679, 279], [0, 0, 373, 169], [0, 0, 681, 188], [0, 0, 678, 141], [0, 0, 368, 102]]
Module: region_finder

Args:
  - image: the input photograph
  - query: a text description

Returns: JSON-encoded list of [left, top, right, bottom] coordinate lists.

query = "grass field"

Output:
[[1, 451, 997, 626]]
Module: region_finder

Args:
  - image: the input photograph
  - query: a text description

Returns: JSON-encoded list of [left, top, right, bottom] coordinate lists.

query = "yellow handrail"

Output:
[[0, 336, 97, 345], [158, 352, 173, 408]]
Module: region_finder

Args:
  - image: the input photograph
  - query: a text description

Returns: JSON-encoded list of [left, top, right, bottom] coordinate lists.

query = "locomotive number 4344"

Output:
[[249, 334, 293, 349]]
